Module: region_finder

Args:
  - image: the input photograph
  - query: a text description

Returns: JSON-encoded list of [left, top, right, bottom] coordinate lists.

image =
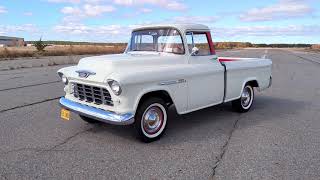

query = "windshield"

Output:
[[127, 28, 185, 55]]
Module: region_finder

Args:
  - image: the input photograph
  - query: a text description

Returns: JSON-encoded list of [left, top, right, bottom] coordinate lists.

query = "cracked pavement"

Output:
[[1, 49, 320, 179], [211, 114, 241, 178]]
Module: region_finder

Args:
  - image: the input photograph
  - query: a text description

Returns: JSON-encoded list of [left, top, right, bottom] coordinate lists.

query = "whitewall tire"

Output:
[[232, 84, 254, 113], [134, 97, 168, 142]]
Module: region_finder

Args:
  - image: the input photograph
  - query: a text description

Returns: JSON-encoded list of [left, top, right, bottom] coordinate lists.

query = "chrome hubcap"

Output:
[[143, 106, 164, 135], [241, 86, 252, 108]]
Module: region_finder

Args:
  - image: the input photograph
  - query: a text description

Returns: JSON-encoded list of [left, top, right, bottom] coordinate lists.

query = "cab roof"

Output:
[[132, 23, 210, 33]]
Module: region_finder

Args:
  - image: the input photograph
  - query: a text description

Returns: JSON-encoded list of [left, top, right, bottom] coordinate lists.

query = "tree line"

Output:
[[214, 42, 312, 49], [25, 40, 317, 49], [25, 41, 127, 46]]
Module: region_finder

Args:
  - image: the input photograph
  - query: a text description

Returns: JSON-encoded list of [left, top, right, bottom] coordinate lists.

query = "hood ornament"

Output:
[[76, 70, 96, 78]]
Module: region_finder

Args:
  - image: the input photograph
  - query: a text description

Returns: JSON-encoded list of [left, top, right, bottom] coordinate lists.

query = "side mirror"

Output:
[[191, 47, 199, 56]]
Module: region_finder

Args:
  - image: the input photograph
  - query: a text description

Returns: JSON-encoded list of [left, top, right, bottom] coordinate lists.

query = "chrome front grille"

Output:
[[72, 83, 113, 106]]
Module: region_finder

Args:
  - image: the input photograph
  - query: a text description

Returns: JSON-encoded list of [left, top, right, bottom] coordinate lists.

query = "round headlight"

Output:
[[108, 80, 122, 95], [61, 75, 68, 85]]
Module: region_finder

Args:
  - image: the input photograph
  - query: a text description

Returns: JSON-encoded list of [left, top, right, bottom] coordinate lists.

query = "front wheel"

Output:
[[134, 97, 168, 143], [232, 84, 255, 113]]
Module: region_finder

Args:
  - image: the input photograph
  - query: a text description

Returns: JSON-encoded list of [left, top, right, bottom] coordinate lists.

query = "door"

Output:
[[186, 31, 225, 111]]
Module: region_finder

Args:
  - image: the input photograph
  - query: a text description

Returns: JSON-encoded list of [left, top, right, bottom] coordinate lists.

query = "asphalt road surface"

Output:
[[0, 49, 319, 180]]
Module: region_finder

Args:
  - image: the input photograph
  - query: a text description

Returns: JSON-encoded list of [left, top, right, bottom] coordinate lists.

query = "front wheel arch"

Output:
[[136, 90, 174, 111]]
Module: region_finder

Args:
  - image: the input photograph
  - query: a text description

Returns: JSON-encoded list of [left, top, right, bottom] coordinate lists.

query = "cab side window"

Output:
[[186, 32, 211, 56]]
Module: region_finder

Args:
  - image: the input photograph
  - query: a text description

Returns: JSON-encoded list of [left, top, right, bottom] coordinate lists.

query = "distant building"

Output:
[[0, 36, 25, 47]]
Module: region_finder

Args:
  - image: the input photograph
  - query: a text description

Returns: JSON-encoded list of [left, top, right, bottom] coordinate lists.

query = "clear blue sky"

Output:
[[0, 0, 319, 43]]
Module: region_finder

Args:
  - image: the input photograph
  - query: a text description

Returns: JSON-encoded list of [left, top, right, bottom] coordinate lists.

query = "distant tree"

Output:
[[33, 38, 48, 52]]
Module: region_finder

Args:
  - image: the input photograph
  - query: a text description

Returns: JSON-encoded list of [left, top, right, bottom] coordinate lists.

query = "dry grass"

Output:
[[304, 44, 320, 53], [2, 43, 318, 60], [0, 47, 35, 59], [0, 44, 126, 60], [311, 44, 320, 50]]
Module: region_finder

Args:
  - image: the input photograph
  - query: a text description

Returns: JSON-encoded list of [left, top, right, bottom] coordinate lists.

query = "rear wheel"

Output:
[[232, 84, 254, 113], [134, 97, 168, 143], [79, 115, 100, 124]]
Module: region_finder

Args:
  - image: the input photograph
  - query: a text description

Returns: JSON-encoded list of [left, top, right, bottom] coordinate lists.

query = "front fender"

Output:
[[108, 66, 190, 114], [132, 83, 188, 115]]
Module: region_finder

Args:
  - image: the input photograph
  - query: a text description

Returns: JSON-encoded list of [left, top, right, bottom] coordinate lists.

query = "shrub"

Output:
[[33, 38, 49, 52]]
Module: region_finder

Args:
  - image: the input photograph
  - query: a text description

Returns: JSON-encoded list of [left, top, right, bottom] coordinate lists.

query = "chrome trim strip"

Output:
[[59, 98, 134, 125], [268, 76, 272, 88], [159, 79, 186, 86]]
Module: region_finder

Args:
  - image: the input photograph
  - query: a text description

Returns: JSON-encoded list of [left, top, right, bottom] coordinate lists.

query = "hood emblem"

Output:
[[76, 70, 96, 78]]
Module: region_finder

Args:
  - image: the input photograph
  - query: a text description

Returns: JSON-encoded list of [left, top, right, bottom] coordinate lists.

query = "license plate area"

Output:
[[61, 108, 70, 121]]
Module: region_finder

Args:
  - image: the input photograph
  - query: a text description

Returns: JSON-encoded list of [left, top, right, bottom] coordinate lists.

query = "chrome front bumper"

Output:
[[59, 98, 134, 125]]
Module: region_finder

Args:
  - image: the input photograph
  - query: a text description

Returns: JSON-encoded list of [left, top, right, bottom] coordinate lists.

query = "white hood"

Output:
[[71, 52, 186, 83]]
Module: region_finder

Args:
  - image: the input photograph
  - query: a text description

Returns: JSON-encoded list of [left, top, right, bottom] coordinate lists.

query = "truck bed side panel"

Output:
[[222, 58, 272, 102]]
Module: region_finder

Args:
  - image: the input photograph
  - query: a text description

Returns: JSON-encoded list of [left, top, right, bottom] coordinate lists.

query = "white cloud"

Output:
[[122, 8, 152, 18], [139, 8, 152, 13], [61, 4, 116, 17], [0, 6, 8, 14], [54, 23, 91, 34], [52, 23, 320, 42], [83, 4, 116, 16], [48, 0, 108, 4], [128, 16, 218, 25], [23, 12, 33, 16], [213, 25, 319, 37], [240, 0, 313, 22], [53, 23, 132, 42], [165, 1, 187, 11], [84, 0, 105, 3], [173, 16, 218, 23], [47, 0, 81, 3], [54, 23, 129, 35], [61, 6, 81, 14], [0, 24, 39, 34], [48, 0, 187, 10], [113, 0, 187, 11]]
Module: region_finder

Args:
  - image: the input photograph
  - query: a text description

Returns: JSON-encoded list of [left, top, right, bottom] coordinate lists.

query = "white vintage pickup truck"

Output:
[[58, 24, 272, 142]]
